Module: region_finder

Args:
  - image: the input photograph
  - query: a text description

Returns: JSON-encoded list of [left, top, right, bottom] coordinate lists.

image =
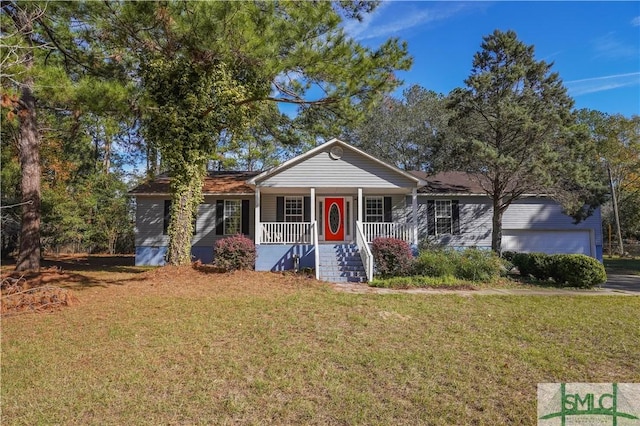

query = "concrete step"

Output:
[[318, 243, 367, 283]]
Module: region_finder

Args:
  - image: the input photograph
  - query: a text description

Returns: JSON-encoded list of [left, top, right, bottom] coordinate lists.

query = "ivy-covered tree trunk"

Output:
[[165, 167, 205, 265]]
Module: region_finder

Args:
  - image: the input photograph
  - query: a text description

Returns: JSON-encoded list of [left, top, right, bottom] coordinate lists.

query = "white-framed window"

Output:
[[285, 196, 304, 222], [224, 199, 242, 235], [365, 196, 384, 223], [435, 200, 452, 235]]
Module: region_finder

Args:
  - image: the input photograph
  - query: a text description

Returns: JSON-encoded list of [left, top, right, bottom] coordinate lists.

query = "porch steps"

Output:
[[318, 244, 368, 283]]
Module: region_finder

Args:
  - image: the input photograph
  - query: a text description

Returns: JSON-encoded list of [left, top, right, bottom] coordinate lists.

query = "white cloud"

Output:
[[565, 72, 640, 96], [593, 32, 638, 59], [343, 3, 473, 41], [632, 16, 640, 26]]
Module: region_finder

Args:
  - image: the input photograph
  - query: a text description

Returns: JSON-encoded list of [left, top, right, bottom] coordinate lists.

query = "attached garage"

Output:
[[502, 230, 594, 257]]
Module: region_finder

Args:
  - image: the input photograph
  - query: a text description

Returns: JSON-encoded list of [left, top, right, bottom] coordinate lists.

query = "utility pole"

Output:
[[607, 164, 624, 256]]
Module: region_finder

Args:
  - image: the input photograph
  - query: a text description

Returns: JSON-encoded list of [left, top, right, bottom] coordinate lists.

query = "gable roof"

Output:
[[246, 138, 427, 187], [410, 171, 488, 195], [130, 171, 259, 195]]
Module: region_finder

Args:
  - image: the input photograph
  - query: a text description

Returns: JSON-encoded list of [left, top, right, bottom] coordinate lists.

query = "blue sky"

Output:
[[344, 1, 640, 117]]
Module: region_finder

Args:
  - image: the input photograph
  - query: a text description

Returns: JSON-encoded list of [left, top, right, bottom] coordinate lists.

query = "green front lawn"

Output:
[[2, 268, 638, 424]]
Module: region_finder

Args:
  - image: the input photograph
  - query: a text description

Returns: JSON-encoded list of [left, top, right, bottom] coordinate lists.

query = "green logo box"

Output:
[[538, 383, 640, 425]]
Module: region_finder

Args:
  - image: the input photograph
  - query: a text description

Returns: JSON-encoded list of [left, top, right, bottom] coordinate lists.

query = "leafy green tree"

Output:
[[345, 85, 454, 171], [101, 1, 411, 265], [577, 110, 640, 243], [448, 30, 605, 253]]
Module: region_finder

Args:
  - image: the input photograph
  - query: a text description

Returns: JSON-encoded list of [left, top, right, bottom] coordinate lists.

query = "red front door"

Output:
[[324, 197, 344, 241]]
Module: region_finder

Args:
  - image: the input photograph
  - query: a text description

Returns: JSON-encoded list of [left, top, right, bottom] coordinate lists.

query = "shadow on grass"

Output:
[[2, 255, 151, 291]]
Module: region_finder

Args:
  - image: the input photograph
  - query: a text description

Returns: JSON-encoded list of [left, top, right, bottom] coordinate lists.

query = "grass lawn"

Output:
[[604, 256, 640, 275], [2, 259, 639, 424]]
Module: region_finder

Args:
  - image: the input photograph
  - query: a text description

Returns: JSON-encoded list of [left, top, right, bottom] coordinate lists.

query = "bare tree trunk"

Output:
[[491, 195, 504, 255], [11, 5, 41, 272]]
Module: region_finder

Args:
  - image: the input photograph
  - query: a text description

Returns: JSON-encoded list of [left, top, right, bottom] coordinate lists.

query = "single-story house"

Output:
[[130, 138, 603, 282]]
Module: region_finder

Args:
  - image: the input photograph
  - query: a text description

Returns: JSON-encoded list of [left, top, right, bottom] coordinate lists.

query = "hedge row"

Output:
[[371, 238, 504, 282], [510, 252, 606, 288]]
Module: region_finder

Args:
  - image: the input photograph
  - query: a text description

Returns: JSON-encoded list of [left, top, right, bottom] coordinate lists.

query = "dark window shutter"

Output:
[[241, 199, 250, 235], [276, 197, 284, 222], [384, 197, 392, 222], [163, 200, 171, 235], [427, 200, 435, 236], [215, 200, 224, 235], [452, 200, 461, 235], [303, 196, 311, 222]]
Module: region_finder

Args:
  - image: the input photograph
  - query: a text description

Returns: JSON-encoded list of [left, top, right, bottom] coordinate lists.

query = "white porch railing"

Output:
[[260, 222, 313, 244], [312, 221, 319, 280], [362, 222, 413, 243], [355, 221, 374, 282]]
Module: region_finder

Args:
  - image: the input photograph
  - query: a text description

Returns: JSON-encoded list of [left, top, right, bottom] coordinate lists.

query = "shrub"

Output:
[[454, 248, 502, 282], [501, 251, 517, 262], [528, 252, 552, 280], [370, 275, 474, 290], [413, 250, 455, 277], [512, 252, 551, 279], [371, 237, 414, 278], [512, 253, 533, 277], [213, 234, 256, 272], [548, 254, 607, 288]]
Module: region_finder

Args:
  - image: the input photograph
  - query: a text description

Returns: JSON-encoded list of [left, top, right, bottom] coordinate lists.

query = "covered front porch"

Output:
[[254, 188, 419, 246], [246, 139, 427, 282], [252, 187, 420, 282]]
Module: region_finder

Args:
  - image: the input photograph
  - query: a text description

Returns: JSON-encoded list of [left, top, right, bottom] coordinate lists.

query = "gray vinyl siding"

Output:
[[258, 147, 416, 189], [135, 196, 169, 247], [411, 195, 602, 247], [261, 194, 278, 222], [135, 195, 254, 248], [503, 197, 602, 245]]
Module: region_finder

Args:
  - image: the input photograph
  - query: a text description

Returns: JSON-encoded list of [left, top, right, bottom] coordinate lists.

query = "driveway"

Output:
[[603, 273, 640, 293]]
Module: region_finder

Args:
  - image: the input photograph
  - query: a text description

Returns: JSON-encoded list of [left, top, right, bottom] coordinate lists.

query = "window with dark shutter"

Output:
[[303, 196, 311, 222], [364, 196, 384, 222], [384, 197, 392, 222], [452, 200, 461, 235], [427, 200, 435, 236], [241, 200, 250, 235], [163, 200, 171, 235], [276, 197, 284, 222], [215, 200, 224, 235]]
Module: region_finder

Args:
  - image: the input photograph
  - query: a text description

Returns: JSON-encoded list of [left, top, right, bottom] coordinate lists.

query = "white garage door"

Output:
[[502, 230, 592, 256]]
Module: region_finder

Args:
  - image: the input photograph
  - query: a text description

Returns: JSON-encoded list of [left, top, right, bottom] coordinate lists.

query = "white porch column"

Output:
[[412, 187, 418, 245], [310, 187, 316, 222], [357, 187, 363, 222], [254, 187, 261, 245]]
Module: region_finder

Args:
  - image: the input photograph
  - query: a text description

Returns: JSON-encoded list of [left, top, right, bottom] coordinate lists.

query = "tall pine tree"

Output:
[[448, 30, 604, 253]]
